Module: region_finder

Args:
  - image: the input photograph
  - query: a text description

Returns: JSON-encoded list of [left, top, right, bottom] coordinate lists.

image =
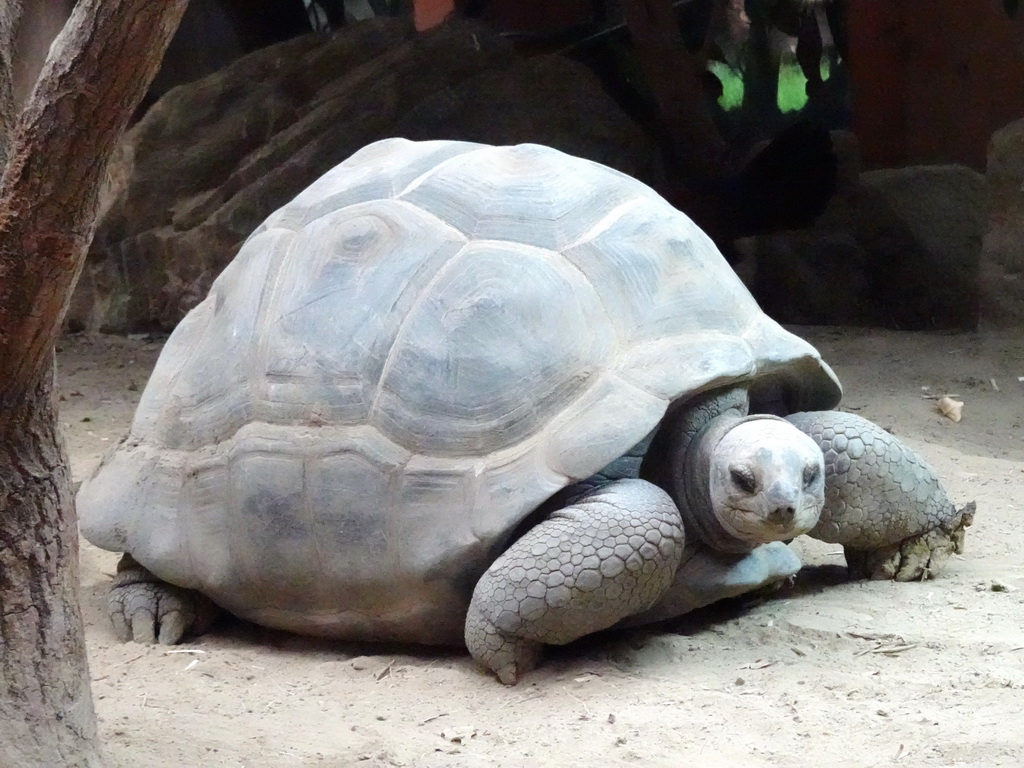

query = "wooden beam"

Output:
[[414, 0, 455, 30]]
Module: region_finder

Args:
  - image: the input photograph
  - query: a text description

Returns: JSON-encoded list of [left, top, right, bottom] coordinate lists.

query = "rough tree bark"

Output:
[[0, 2, 188, 766], [0, 0, 20, 170], [10, 0, 75, 110]]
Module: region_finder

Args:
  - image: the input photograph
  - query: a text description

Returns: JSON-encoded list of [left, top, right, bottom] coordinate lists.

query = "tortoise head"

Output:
[[707, 416, 825, 546]]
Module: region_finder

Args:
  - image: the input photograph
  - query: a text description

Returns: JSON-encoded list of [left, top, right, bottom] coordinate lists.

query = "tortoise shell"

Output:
[[79, 139, 840, 643]]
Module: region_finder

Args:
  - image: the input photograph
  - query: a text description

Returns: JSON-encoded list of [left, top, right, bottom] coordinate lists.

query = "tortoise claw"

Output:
[[109, 555, 218, 644], [845, 502, 975, 581]]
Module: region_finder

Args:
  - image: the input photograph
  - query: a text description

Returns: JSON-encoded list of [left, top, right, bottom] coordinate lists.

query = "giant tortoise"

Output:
[[78, 138, 974, 684]]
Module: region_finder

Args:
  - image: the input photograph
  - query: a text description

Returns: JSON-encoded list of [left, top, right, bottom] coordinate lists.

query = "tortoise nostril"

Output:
[[771, 506, 796, 524]]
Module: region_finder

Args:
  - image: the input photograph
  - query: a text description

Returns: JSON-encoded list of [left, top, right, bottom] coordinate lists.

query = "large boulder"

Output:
[[70, 18, 659, 332], [859, 164, 984, 328], [751, 150, 984, 330], [393, 55, 658, 178], [980, 118, 1024, 326]]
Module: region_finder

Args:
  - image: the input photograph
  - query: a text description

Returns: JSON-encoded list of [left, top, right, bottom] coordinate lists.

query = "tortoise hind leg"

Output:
[[109, 554, 219, 644], [464, 479, 684, 685]]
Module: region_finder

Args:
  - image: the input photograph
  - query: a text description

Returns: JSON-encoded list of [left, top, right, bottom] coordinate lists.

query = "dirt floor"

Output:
[[59, 326, 1024, 768]]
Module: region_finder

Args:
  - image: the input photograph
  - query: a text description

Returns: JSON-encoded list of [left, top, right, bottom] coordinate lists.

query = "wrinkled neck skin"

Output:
[[643, 386, 779, 555]]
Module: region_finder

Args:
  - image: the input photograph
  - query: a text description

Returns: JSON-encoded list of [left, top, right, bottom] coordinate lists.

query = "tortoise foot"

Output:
[[845, 501, 975, 581], [464, 611, 543, 685], [109, 554, 218, 644], [625, 540, 802, 625]]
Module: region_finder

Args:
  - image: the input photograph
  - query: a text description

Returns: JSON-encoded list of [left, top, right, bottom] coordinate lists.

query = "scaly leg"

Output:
[[109, 554, 219, 644], [464, 479, 684, 684], [626, 540, 802, 625], [787, 411, 975, 580]]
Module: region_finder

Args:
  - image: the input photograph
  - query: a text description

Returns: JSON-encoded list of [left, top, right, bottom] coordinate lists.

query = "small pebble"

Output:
[[350, 656, 373, 670]]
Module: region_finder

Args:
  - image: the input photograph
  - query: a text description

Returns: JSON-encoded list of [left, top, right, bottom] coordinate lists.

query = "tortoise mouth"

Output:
[[715, 499, 821, 544]]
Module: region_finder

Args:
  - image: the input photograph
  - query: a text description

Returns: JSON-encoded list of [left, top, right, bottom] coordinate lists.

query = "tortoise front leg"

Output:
[[625, 540, 802, 625], [786, 411, 975, 580], [464, 479, 684, 685], [109, 554, 219, 644]]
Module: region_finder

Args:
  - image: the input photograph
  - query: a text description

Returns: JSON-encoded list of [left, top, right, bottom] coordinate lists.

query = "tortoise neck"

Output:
[[644, 386, 758, 554], [678, 415, 756, 554]]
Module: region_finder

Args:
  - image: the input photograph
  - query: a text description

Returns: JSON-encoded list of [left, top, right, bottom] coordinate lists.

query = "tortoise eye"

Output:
[[804, 464, 821, 487], [730, 466, 758, 494]]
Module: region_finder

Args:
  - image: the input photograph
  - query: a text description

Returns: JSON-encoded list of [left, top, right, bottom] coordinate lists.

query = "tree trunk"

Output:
[[0, 1, 188, 764], [0, 1, 188, 397], [741, 0, 781, 126], [0, 364, 102, 767], [0, 0, 21, 170], [10, 1, 74, 111]]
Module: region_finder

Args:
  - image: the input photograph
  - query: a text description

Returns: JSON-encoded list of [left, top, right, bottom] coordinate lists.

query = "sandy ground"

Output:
[[59, 326, 1024, 768]]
